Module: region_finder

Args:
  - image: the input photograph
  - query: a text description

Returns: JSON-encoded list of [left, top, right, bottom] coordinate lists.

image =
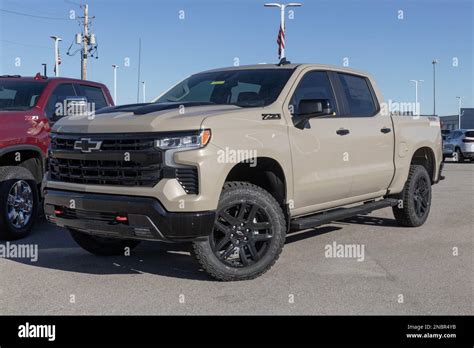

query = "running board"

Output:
[[290, 198, 398, 230]]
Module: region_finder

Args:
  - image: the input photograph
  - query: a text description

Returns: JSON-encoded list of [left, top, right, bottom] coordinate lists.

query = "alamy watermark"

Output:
[[217, 147, 257, 167], [0, 242, 38, 262], [54, 100, 96, 119], [325, 241, 365, 262]]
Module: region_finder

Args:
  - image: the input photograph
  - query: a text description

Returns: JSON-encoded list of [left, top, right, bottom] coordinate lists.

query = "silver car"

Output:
[[442, 130, 454, 160], [444, 129, 474, 162]]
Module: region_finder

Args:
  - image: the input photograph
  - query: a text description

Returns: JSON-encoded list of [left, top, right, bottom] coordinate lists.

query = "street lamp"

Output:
[[141, 81, 146, 103], [50, 36, 62, 77], [264, 2, 302, 60], [432, 59, 438, 115], [409, 79, 423, 116], [112, 64, 118, 104], [456, 96, 462, 129]]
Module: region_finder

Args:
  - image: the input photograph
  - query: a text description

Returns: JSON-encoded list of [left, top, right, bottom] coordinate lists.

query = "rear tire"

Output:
[[192, 182, 286, 281], [69, 228, 141, 256], [0, 166, 39, 240], [455, 148, 464, 162], [392, 165, 432, 227]]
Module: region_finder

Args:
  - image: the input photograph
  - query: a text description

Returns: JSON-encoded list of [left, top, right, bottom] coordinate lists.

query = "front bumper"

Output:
[[44, 189, 216, 242]]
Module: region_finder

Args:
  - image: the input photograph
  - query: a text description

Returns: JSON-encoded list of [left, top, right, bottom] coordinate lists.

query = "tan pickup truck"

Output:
[[44, 63, 443, 281]]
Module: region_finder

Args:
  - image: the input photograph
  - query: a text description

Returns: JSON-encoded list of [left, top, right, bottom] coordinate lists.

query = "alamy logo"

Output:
[[217, 147, 257, 167], [0, 242, 38, 262], [18, 322, 56, 341], [325, 241, 365, 262]]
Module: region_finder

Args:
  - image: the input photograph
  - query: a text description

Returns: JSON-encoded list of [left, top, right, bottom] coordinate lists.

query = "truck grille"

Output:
[[51, 136, 155, 151], [49, 133, 162, 187], [60, 207, 119, 223], [49, 158, 162, 186]]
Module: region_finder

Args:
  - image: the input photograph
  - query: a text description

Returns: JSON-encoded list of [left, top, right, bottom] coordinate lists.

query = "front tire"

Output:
[[69, 229, 141, 256], [392, 165, 432, 227], [0, 166, 39, 240], [192, 182, 286, 281]]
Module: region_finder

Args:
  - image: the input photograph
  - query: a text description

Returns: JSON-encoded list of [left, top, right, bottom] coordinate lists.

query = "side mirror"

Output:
[[293, 99, 333, 129], [298, 98, 333, 118]]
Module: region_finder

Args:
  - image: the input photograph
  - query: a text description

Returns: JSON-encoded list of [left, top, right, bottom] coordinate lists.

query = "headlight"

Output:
[[156, 129, 211, 150]]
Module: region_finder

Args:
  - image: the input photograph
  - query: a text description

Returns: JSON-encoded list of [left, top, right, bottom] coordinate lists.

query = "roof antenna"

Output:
[[278, 57, 291, 66], [42, 63, 47, 78]]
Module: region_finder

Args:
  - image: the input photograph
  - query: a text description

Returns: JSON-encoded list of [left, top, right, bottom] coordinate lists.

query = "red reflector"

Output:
[[54, 209, 63, 215], [115, 216, 128, 222]]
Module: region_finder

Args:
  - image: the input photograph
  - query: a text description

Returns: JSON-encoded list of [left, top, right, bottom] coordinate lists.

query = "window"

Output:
[[230, 82, 261, 103], [448, 131, 463, 140], [338, 73, 377, 117], [76, 84, 108, 110], [0, 81, 47, 111], [156, 69, 294, 107], [289, 71, 337, 115], [45, 83, 76, 120], [464, 131, 474, 138]]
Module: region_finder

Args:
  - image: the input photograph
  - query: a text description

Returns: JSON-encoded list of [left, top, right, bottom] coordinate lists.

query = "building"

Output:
[[440, 108, 474, 130]]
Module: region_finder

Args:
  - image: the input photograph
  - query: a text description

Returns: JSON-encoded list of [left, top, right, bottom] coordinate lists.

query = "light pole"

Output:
[[50, 36, 62, 77], [456, 96, 462, 129], [142, 81, 146, 103], [264, 2, 302, 60], [112, 64, 118, 104], [432, 59, 438, 115], [409, 79, 423, 116]]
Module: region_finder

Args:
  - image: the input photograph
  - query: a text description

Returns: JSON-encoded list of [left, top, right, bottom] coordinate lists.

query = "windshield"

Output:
[[156, 69, 294, 107], [0, 80, 47, 111]]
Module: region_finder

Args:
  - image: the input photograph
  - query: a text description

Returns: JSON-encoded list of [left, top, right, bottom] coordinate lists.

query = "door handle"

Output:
[[381, 127, 391, 134], [336, 128, 350, 136]]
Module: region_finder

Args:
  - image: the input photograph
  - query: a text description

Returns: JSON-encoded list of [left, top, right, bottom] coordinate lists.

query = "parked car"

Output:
[[441, 129, 452, 140], [442, 130, 454, 160], [444, 129, 474, 162], [44, 63, 443, 281], [0, 74, 113, 240]]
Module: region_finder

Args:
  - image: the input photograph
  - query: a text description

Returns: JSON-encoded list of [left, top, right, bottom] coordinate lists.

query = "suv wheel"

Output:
[[0, 166, 38, 240], [69, 228, 141, 256], [392, 165, 431, 227], [192, 182, 286, 281], [455, 148, 464, 162]]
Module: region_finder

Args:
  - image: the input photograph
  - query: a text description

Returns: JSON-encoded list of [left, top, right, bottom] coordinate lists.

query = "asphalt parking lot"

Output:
[[0, 163, 472, 315]]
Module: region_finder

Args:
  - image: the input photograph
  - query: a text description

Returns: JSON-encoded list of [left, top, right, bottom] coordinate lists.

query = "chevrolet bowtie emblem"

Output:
[[73, 138, 103, 153]]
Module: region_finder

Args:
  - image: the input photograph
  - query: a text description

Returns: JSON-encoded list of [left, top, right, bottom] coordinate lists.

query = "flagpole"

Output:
[[280, 4, 286, 59], [50, 36, 62, 77], [264, 3, 302, 61]]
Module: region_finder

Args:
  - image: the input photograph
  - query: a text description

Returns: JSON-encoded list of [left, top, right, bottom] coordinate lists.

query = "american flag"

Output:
[[54, 53, 61, 74], [277, 24, 285, 59]]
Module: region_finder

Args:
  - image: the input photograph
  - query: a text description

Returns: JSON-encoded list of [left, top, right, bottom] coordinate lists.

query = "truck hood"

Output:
[[52, 102, 243, 134]]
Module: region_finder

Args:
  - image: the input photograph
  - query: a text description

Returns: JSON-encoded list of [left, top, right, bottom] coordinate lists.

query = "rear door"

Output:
[[334, 72, 395, 198]]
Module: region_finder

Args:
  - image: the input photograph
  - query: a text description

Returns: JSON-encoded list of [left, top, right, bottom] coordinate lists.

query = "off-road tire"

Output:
[[0, 166, 39, 240], [69, 228, 141, 256], [192, 181, 286, 281], [392, 165, 432, 227]]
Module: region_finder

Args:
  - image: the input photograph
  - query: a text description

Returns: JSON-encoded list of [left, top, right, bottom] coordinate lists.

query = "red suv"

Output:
[[0, 74, 113, 240]]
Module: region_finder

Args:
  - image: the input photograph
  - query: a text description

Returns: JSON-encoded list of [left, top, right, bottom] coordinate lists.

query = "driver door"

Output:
[[284, 70, 353, 215]]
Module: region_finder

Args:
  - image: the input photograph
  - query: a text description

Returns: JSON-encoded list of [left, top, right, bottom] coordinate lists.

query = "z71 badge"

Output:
[[261, 113, 281, 120]]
